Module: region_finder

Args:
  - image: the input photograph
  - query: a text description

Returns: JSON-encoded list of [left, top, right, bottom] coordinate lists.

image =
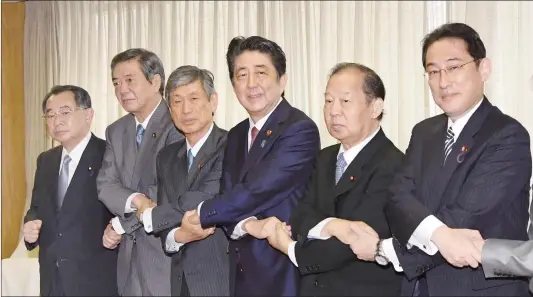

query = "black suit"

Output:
[[24, 134, 118, 296], [290, 129, 403, 296], [385, 98, 531, 296]]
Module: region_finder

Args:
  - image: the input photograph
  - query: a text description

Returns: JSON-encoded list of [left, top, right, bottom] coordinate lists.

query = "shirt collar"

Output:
[[337, 126, 381, 167], [186, 122, 214, 157], [135, 98, 162, 129], [61, 132, 92, 165], [248, 97, 283, 131], [447, 97, 483, 141]]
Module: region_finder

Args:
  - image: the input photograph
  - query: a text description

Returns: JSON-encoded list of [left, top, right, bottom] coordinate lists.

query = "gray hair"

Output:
[[111, 48, 166, 96], [42, 85, 92, 113], [329, 62, 386, 120], [165, 65, 216, 102]]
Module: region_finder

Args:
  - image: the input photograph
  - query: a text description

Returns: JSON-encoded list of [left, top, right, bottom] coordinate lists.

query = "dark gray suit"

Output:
[[482, 193, 533, 292], [152, 123, 230, 296], [97, 100, 184, 296]]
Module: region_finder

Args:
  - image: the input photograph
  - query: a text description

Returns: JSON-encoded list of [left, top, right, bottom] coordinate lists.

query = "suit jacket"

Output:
[[385, 98, 531, 296], [482, 193, 533, 292], [152, 123, 230, 296], [290, 129, 403, 296], [199, 99, 321, 296], [24, 134, 118, 296], [97, 100, 184, 296]]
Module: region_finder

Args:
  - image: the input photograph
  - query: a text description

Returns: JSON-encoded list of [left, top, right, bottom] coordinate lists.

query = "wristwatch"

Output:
[[374, 238, 389, 266]]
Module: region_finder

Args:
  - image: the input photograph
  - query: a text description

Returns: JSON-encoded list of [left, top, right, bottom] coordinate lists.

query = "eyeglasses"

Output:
[[42, 107, 88, 120], [425, 59, 478, 81]]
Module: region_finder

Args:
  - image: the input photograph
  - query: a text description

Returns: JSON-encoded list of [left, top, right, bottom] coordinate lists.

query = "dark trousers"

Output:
[[180, 273, 190, 296], [47, 268, 65, 296]]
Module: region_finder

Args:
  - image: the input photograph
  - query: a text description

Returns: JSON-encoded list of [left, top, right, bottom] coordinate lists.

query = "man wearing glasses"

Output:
[[377, 22, 532, 296], [341, 23, 531, 296], [23, 85, 118, 296]]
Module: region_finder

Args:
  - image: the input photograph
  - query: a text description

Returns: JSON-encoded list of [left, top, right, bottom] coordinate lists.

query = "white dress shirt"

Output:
[[287, 127, 381, 267], [142, 122, 214, 253], [382, 97, 484, 271], [197, 98, 284, 240], [60, 132, 92, 186], [110, 99, 162, 234]]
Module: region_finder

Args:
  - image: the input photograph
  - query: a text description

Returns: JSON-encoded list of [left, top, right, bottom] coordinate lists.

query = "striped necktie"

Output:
[[444, 126, 455, 164]]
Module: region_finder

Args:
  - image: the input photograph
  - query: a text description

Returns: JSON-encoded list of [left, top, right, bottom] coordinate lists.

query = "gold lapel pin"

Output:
[[266, 130, 272, 136]]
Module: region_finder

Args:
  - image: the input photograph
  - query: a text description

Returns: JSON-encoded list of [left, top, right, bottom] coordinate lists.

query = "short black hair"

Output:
[[42, 85, 91, 113], [226, 36, 287, 98], [111, 48, 166, 96], [422, 22, 486, 68], [329, 62, 386, 121]]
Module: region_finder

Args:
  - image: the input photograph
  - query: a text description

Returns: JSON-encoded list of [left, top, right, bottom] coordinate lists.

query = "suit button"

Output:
[[58, 233, 62, 237], [56, 261, 59, 267], [314, 280, 319, 287]]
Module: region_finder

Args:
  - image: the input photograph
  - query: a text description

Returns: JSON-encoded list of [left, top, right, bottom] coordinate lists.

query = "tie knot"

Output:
[[136, 124, 145, 136], [337, 152, 347, 168], [63, 154, 72, 165], [251, 126, 259, 144], [446, 126, 454, 140], [187, 149, 195, 170]]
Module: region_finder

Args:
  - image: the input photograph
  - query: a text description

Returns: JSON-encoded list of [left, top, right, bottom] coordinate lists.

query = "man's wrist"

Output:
[[242, 217, 257, 233], [374, 238, 389, 265]]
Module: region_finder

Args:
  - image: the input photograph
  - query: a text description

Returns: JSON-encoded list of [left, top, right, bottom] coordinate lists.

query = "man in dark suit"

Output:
[[133, 65, 230, 296], [186, 36, 321, 296], [256, 63, 403, 296], [97, 48, 183, 296], [366, 23, 531, 296], [23, 85, 118, 296]]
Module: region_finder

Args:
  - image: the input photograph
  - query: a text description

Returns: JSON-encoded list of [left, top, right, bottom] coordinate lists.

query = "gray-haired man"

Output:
[[97, 48, 183, 296], [135, 65, 230, 296]]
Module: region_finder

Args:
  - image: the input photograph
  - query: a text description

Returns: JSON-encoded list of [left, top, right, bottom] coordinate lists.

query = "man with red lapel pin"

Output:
[[185, 36, 321, 296]]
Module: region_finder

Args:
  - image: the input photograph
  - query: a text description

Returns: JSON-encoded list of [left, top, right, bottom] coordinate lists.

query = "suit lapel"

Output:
[[132, 100, 169, 189], [333, 129, 388, 199], [47, 147, 62, 213], [431, 98, 493, 205], [121, 116, 137, 187], [239, 99, 291, 181], [172, 143, 188, 199], [420, 115, 447, 208]]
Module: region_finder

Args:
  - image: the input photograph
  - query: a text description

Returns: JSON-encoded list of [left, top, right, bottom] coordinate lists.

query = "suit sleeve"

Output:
[[97, 127, 137, 217], [24, 153, 44, 251], [389, 123, 532, 280], [199, 120, 320, 233], [293, 155, 401, 275], [482, 239, 533, 278]]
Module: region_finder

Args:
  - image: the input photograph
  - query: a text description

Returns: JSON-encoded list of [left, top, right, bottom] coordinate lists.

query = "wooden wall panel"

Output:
[[2, 2, 26, 259]]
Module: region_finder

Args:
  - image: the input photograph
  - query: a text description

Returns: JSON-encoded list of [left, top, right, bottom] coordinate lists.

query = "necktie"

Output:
[[187, 149, 194, 171], [250, 126, 259, 147], [57, 155, 72, 208], [444, 126, 455, 164], [335, 152, 347, 185], [136, 124, 145, 149]]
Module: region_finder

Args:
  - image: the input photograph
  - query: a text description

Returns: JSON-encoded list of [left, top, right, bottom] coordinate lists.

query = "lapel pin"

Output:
[[152, 133, 156, 138], [261, 140, 266, 148], [457, 145, 469, 164], [266, 130, 272, 137], [350, 176, 355, 181], [198, 164, 204, 169], [88, 166, 94, 176]]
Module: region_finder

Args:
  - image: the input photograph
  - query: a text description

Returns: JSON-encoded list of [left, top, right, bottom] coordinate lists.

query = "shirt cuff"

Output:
[[165, 228, 185, 253], [408, 215, 445, 255], [197, 201, 204, 215], [307, 218, 335, 240], [288, 241, 299, 267], [230, 217, 257, 240], [111, 216, 125, 235], [125, 192, 140, 213], [382, 238, 403, 272], [141, 207, 155, 233]]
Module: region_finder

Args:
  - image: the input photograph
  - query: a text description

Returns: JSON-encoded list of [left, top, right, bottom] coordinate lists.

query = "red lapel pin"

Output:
[[198, 164, 204, 169], [461, 145, 468, 153], [350, 176, 355, 181], [266, 130, 272, 136]]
